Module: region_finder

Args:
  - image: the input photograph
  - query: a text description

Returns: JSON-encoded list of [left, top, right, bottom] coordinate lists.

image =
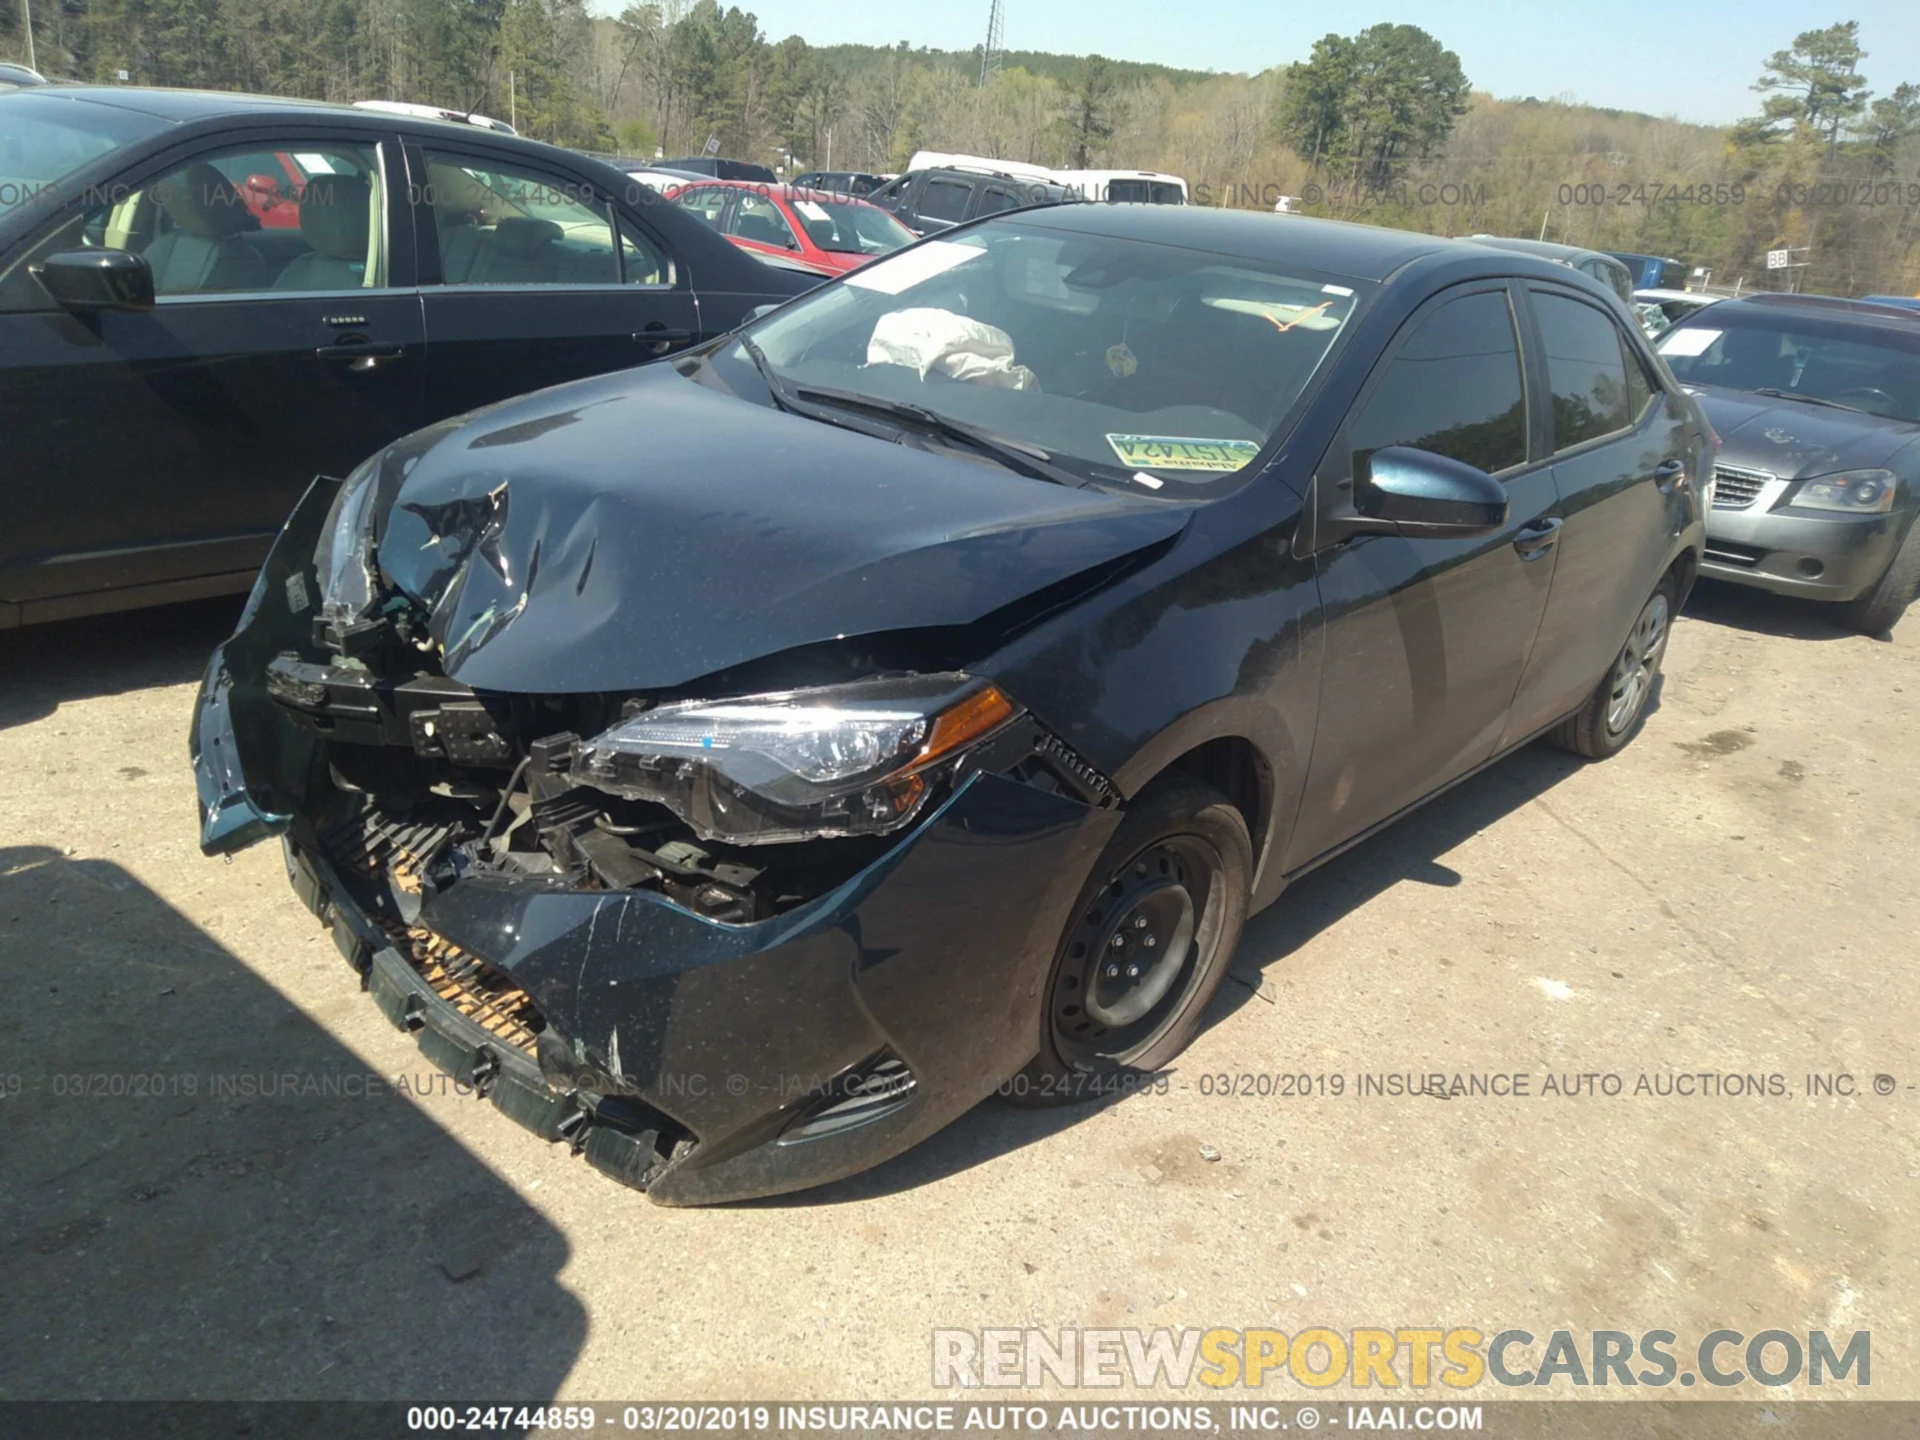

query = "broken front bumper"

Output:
[[190, 481, 1120, 1205]]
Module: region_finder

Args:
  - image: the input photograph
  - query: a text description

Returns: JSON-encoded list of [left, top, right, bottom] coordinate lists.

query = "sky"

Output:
[[630, 0, 1920, 128]]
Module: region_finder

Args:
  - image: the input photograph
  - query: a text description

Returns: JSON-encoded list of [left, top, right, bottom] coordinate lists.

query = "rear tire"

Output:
[[1840, 519, 1920, 637], [1547, 573, 1678, 760], [1008, 775, 1251, 1107]]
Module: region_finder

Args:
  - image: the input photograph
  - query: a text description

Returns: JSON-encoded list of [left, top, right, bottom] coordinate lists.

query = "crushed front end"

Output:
[[191, 474, 1124, 1204]]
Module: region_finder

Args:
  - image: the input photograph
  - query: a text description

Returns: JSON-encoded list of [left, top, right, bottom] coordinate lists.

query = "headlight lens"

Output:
[[576, 675, 1020, 844], [311, 453, 383, 622], [1793, 469, 1898, 514]]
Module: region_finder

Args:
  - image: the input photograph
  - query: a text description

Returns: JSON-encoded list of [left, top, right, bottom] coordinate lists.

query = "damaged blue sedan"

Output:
[[193, 206, 1708, 1203]]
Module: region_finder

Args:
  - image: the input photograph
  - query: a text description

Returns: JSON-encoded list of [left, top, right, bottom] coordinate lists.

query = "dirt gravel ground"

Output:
[[1, 582, 1913, 1407]]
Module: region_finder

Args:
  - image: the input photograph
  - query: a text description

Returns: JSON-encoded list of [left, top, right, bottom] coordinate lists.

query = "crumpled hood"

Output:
[[1691, 386, 1920, 479], [368, 363, 1194, 693]]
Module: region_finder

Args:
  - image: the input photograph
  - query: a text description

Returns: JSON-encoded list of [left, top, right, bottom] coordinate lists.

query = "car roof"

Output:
[[1635, 288, 1716, 302], [1469, 234, 1621, 267], [9, 84, 359, 122], [1007, 205, 1468, 283], [1704, 293, 1920, 335]]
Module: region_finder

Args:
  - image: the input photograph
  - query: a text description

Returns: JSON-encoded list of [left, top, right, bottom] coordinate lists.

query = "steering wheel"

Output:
[[1836, 387, 1893, 409]]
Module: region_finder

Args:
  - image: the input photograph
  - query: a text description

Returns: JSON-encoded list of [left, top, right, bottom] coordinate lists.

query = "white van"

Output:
[[352, 100, 518, 136], [1054, 169, 1188, 205], [903, 152, 1187, 205]]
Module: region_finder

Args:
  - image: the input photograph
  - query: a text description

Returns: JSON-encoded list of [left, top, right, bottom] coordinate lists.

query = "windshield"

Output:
[[1658, 311, 1920, 423], [788, 194, 915, 255], [737, 219, 1364, 488], [0, 94, 169, 199]]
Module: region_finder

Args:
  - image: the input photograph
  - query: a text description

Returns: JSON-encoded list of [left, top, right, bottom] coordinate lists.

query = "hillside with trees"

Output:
[[4, 2, 1915, 296]]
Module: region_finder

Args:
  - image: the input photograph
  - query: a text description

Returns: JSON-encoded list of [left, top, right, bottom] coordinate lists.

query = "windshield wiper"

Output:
[[734, 336, 900, 441], [1752, 387, 1865, 414], [793, 384, 1083, 487]]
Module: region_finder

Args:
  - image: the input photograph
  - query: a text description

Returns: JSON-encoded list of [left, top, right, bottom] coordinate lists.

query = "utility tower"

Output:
[[979, 0, 1004, 85]]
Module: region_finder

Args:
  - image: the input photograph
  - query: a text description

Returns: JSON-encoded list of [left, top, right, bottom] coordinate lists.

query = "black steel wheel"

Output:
[[1011, 776, 1251, 1104]]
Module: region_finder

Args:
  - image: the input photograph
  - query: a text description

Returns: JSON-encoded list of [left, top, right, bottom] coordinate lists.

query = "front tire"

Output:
[[1840, 519, 1920, 637], [1010, 776, 1251, 1106], [1547, 573, 1677, 759]]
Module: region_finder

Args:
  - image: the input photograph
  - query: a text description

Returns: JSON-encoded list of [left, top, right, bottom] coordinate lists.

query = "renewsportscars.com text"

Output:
[[932, 1327, 1870, 1390]]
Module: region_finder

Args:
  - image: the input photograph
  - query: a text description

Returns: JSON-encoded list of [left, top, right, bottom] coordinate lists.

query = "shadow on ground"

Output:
[[0, 597, 244, 732], [0, 846, 585, 1399], [766, 734, 1594, 1207], [1682, 576, 1859, 642]]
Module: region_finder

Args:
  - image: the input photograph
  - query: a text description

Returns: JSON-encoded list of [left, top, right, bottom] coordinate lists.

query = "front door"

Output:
[[1284, 282, 1563, 869], [0, 132, 424, 614]]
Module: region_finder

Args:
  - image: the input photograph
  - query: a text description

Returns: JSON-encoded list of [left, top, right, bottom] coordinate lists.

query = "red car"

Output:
[[663, 179, 916, 276]]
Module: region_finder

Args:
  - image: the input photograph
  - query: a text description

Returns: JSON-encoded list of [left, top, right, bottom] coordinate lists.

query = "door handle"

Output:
[[633, 327, 694, 347], [1654, 458, 1686, 490], [315, 340, 405, 370], [1512, 516, 1563, 560]]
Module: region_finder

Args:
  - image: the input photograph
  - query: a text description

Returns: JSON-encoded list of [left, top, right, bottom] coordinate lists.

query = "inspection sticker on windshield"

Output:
[[1107, 434, 1261, 473]]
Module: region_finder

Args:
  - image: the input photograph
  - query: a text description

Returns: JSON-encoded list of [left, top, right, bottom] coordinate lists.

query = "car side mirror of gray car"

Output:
[[1355, 446, 1509, 537], [34, 250, 156, 314]]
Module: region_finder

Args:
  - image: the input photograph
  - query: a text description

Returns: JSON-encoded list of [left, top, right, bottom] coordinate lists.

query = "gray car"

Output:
[[1469, 235, 1637, 307], [1655, 293, 1920, 634]]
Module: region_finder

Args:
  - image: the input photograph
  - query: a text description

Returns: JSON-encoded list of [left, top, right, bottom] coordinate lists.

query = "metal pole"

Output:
[[21, 0, 36, 73]]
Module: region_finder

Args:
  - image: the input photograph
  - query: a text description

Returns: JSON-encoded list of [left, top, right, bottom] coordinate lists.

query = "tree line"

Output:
[[4, 2, 1916, 297]]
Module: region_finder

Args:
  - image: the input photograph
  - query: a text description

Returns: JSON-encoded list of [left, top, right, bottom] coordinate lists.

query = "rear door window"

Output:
[[423, 150, 618, 286], [916, 178, 974, 225], [974, 186, 1021, 216], [1533, 290, 1633, 451]]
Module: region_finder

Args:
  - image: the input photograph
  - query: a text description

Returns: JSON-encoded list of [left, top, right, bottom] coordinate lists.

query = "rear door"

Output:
[[1284, 282, 1563, 869], [1501, 284, 1695, 742], [410, 141, 700, 419], [0, 129, 425, 616]]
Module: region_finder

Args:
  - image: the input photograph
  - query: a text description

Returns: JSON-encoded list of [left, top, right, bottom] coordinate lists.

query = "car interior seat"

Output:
[[732, 209, 789, 247], [468, 217, 564, 284], [270, 175, 372, 291], [142, 163, 267, 294]]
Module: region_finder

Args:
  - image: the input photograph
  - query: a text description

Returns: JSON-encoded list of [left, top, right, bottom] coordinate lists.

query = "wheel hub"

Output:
[[1606, 592, 1670, 735], [1051, 837, 1216, 1064], [1085, 879, 1194, 1027]]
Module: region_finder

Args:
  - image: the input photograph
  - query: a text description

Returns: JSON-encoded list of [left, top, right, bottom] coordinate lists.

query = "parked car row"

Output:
[[6, 81, 1910, 1212]]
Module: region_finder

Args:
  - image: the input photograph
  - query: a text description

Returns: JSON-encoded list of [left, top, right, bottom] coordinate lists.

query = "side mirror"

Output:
[[1357, 446, 1508, 536], [245, 173, 282, 202], [33, 250, 156, 314], [742, 303, 780, 323]]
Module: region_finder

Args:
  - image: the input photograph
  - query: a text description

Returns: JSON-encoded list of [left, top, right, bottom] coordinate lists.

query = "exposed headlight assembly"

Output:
[[311, 453, 383, 622], [1793, 469, 1898, 514], [576, 675, 1020, 844]]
